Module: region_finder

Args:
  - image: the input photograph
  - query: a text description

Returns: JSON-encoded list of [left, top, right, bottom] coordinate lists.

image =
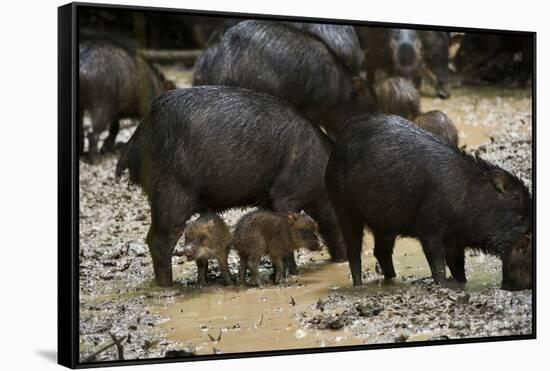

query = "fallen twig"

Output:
[[84, 334, 128, 362], [109, 333, 125, 360], [258, 313, 264, 327]]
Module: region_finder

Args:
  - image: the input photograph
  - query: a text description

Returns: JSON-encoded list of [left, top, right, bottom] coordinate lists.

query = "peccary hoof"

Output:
[[155, 275, 174, 287], [437, 89, 450, 99]]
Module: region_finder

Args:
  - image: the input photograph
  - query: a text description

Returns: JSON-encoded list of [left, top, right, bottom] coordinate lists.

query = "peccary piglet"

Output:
[[414, 110, 459, 146], [182, 213, 232, 286], [375, 79, 459, 145], [375, 77, 420, 120], [233, 211, 322, 286]]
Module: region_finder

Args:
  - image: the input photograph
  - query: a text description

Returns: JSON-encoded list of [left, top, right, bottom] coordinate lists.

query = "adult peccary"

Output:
[[79, 40, 173, 164], [326, 114, 532, 290], [116, 85, 347, 286], [193, 20, 374, 138]]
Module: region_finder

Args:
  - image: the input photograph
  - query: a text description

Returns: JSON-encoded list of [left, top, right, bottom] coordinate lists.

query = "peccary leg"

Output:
[[87, 109, 110, 164], [238, 256, 247, 286], [283, 254, 298, 277], [271, 196, 302, 275], [196, 258, 208, 287], [445, 246, 467, 283], [420, 237, 447, 284], [217, 252, 232, 285], [102, 118, 120, 153], [335, 206, 364, 286], [87, 130, 99, 165], [373, 233, 397, 280], [147, 187, 196, 287], [146, 224, 181, 287], [79, 109, 85, 155], [247, 257, 262, 287], [272, 256, 285, 284], [305, 198, 347, 262]]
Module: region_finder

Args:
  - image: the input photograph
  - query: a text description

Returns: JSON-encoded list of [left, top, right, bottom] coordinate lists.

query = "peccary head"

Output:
[[501, 234, 532, 291], [183, 219, 220, 260], [389, 29, 422, 81], [481, 170, 532, 291], [288, 211, 322, 252]]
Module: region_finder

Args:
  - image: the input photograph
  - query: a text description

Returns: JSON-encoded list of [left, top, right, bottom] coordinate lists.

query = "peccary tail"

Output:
[[115, 115, 150, 187]]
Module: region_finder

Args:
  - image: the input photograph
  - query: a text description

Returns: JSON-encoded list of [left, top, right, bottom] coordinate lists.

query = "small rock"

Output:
[[456, 293, 471, 305], [327, 317, 345, 330], [395, 334, 409, 342]]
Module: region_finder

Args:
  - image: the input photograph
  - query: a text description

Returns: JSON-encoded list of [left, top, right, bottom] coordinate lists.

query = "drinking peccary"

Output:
[[193, 20, 375, 138], [326, 114, 532, 290], [180, 213, 232, 286], [116, 85, 347, 287], [375, 77, 421, 120], [233, 210, 322, 286], [79, 40, 173, 164], [414, 110, 459, 146]]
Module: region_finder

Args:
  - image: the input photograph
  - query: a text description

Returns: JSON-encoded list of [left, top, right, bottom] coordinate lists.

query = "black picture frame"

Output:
[[58, 2, 536, 368]]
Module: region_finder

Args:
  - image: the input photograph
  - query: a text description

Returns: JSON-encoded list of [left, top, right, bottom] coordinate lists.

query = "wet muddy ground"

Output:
[[78, 68, 533, 362]]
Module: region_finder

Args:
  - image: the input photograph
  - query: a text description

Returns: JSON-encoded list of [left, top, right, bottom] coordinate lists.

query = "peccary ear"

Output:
[[207, 219, 216, 228], [163, 80, 176, 91], [288, 211, 298, 221], [490, 170, 511, 194], [352, 77, 366, 95], [519, 234, 531, 252]]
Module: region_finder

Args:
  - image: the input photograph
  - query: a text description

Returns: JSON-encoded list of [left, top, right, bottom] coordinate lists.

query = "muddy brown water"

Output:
[[153, 236, 500, 355]]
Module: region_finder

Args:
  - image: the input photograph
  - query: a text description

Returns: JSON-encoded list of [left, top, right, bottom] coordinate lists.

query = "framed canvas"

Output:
[[58, 2, 536, 368]]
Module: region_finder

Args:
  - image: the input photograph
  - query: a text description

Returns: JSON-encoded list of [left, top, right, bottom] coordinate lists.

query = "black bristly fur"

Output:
[[193, 20, 375, 138], [326, 114, 532, 288]]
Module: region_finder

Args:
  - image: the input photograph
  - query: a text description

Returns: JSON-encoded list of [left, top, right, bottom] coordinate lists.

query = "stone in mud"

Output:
[[355, 303, 383, 317], [394, 334, 409, 342], [327, 316, 346, 330]]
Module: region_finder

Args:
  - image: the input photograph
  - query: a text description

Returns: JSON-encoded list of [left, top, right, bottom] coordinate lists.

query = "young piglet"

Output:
[[233, 210, 322, 286], [182, 213, 232, 286]]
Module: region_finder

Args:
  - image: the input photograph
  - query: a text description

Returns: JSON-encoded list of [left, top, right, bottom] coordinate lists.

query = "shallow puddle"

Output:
[[152, 235, 501, 355]]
